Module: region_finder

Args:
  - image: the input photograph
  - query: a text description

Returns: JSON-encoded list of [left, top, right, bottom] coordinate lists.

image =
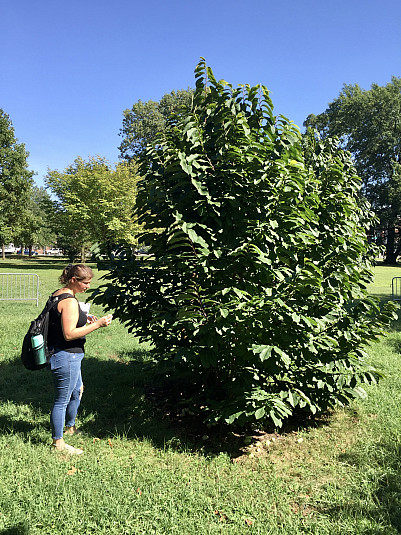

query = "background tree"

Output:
[[15, 186, 57, 255], [45, 157, 141, 261], [0, 109, 34, 259], [304, 77, 401, 263], [119, 88, 194, 160], [32, 186, 58, 250], [93, 59, 396, 429]]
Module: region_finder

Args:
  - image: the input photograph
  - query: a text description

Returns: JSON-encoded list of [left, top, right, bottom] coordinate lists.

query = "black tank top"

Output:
[[48, 293, 87, 353]]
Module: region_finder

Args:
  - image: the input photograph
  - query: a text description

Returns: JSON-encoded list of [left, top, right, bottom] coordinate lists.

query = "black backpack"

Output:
[[21, 294, 74, 370]]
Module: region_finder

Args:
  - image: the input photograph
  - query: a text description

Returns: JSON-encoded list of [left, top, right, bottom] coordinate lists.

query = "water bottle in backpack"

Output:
[[31, 334, 47, 366]]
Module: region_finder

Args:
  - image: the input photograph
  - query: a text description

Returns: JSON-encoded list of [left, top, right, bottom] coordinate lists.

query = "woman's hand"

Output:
[[96, 314, 113, 328]]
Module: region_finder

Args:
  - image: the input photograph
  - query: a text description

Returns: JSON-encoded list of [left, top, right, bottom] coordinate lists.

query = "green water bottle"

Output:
[[31, 334, 46, 366]]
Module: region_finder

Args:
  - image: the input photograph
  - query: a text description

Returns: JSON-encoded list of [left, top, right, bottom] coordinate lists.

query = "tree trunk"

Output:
[[384, 227, 398, 264], [1, 245, 5, 260]]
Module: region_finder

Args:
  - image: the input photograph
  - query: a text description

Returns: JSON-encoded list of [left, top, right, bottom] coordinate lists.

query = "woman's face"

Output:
[[72, 277, 92, 293]]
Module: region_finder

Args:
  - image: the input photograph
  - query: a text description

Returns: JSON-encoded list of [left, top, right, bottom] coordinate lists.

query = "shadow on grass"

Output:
[[373, 442, 401, 533], [374, 261, 401, 268], [0, 348, 333, 459], [0, 350, 249, 456], [0, 353, 173, 437], [315, 440, 401, 534], [0, 258, 68, 271], [0, 525, 29, 535]]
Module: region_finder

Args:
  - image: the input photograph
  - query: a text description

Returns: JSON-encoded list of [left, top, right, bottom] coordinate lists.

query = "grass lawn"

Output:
[[1, 258, 401, 534]]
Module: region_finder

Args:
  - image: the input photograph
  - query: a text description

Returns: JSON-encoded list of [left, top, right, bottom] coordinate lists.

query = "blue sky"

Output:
[[1, 0, 400, 187]]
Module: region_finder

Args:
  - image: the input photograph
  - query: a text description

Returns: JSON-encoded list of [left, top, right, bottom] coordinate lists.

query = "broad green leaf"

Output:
[[254, 407, 265, 419], [287, 390, 298, 408]]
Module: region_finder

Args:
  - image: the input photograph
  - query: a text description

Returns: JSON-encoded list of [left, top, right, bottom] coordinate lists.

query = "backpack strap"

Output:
[[42, 293, 76, 317], [55, 293, 76, 301], [49, 293, 76, 306]]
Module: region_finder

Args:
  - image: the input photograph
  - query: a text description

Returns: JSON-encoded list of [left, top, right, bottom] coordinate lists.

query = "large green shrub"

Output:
[[94, 59, 397, 427]]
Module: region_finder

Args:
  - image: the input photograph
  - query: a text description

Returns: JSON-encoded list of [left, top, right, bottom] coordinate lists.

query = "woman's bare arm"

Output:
[[59, 298, 112, 341]]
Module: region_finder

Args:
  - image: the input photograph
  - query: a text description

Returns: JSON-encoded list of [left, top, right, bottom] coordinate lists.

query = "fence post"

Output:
[[391, 277, 401, 302]]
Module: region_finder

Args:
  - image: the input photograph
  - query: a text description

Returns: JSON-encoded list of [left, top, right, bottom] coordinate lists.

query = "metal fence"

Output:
[[0, 273, 39, 306], [392, 277, 401, 302]]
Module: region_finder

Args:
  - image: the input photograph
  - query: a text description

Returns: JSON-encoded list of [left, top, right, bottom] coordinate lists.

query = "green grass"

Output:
[[1, 258, 401, 534], [367, 262, 401, 298]]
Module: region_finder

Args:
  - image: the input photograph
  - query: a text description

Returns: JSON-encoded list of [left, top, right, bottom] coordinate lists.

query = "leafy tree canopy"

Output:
[[304, 77, 401, 262], [45, 157, 141, 260], [0, 108, 34, 257], [94, 59, 397, 429], [15, 186, 57, 254], [119, 88, 194, 160]]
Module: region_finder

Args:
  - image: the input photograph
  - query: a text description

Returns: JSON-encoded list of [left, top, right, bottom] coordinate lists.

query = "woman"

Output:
[[48, 263, 112, 455]]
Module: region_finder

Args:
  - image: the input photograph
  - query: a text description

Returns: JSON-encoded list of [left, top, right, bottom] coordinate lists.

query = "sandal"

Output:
[[64, 426, 82, 436], [52, 443, 83, 455]]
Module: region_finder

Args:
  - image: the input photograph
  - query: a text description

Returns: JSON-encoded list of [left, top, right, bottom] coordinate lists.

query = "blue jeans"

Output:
[[49, 350, 84, 440]]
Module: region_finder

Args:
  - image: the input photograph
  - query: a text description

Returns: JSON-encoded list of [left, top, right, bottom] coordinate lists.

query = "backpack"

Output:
[[21, 294, 75, 370]]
